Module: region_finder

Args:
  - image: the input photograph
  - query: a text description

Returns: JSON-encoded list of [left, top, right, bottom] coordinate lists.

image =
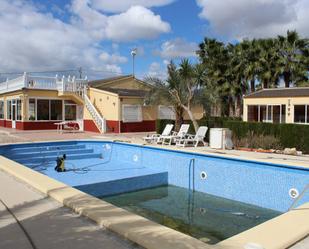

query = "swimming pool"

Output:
[[0, 140, 308, 244]]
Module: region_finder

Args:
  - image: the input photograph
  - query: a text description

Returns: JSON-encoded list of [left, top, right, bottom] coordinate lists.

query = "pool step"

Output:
[[8, 148, 94, 160], [6, 144, 86, 154], [16, 153, 102, 164]]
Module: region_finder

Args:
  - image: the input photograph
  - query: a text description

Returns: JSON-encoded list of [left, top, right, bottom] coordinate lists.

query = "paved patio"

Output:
[[0, 127, 308, 248], [0, 169, 141, 249]]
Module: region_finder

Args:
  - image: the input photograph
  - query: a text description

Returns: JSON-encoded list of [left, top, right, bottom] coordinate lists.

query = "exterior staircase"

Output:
[[84, 94, 106, 133]]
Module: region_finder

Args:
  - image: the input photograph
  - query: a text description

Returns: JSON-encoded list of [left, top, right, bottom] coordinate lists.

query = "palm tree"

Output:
[[145, 63, 184, 130], [235, 39, 261, 92], [173, 59, 205, 132], [256, 38, 281, 89], [277, 30, 309, 87], [146, 60, 205, 132], [197, 38, 231, 116]]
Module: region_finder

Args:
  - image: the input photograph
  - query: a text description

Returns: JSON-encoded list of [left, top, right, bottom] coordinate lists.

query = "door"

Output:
[[76, 105, 83, 131], [12, 100, 16, 129]]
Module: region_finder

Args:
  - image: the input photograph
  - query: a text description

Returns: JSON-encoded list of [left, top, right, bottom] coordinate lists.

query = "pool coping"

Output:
[[0, 139, 308, 249]]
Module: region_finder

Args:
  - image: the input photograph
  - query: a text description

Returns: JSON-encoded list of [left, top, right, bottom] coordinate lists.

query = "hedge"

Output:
[[156, 118, 309, 153], [223, 121, 309, 153]]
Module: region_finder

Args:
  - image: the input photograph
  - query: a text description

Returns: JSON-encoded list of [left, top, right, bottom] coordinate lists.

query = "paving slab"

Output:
[[0, 170, 141, 249]]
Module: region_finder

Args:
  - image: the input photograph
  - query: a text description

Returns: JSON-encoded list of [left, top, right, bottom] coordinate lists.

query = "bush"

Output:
[[233, 131, 282, 150], [156, 119, 175, 134], [223, 121, 309, 153]]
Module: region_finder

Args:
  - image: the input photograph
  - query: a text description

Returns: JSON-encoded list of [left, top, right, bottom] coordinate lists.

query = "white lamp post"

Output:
[[131, 48, 137, 77]]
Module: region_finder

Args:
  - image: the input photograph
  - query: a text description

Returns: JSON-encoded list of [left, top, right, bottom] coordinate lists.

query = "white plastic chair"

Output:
[[161, 124, 190, 145], [143, 124, 174, 144], [176, 126, 208, 147]]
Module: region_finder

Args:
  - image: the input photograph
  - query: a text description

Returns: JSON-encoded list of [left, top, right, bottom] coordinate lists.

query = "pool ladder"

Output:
[[288, 184, 309, 211], [188, 158, 195, 192]]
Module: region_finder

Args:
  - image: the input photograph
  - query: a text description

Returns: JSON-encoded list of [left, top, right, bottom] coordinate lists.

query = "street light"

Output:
[[131, 48, 137, 77]]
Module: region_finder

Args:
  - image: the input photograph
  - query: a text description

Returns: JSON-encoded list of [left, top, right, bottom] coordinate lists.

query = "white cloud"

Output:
[[0, 0, 94, 72], [155, 38, 198, 59], [99, 52, 128, 64], [70, 1, 171, 42], [0, 0, 171, 76], [105, 6, 171, 42], [146, 62, 167, 79], [196, 0, 309, 39], [92, 0, 175, 13]]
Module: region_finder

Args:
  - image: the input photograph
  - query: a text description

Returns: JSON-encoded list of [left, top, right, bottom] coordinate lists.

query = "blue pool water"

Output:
[[0, 140, 308, 242]]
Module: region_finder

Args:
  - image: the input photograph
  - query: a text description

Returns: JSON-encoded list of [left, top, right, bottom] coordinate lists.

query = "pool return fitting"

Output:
[[288, 183, 309, 211]]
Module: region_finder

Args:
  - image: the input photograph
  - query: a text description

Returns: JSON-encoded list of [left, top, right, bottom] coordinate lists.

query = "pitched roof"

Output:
[[101, 88, 148, 97], [88, 75, 133, 87], [244, 87, 309, 98], [88, 74, 153, 88]]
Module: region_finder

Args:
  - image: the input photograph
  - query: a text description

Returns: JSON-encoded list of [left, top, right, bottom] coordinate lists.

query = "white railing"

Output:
[[26, 75, 57, 90], [84, 94, 106, 133], [0, 75, 24, 93], [0, 72, 88, 95], [58, 75, 88, 98]]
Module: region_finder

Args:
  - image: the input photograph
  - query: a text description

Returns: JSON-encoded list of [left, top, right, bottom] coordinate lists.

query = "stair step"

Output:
[[8, 148, 94, 160], [16, 153, 102, 164], [6, 144, 86, 154]]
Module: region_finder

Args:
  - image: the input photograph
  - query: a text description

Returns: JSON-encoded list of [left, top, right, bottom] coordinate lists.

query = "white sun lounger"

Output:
[[161, 124, 190, 145], [143, 124, 174, 144], [176, 126, 208, 147]]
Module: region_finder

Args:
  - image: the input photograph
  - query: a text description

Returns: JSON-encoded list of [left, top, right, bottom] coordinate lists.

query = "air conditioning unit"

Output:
[[209, 128, 233, 149]]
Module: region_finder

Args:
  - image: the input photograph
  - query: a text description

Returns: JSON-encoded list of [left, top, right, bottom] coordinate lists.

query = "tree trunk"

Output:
[[235, 96, 242, 117], [183, 106, 199, 133], [229, 100, 234, 117], [174, 106, 184, 131], [283, 71, 291, 88], [250, 79, 255, 92], [263, 80, 268, 89]]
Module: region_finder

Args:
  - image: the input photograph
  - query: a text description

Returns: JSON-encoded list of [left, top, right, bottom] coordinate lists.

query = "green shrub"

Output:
[[233, 131, 282, 150], [156, 119, 175, 133], [223, 121, 309, 153]]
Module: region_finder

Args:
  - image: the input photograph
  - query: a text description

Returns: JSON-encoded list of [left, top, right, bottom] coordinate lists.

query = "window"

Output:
[[51, 100, 62, 120], [247, 105, 258, 122], [122, 105, 142, 123], [247, 104, 286, 123], [294, 105, 306, 123], [281, 105, 286, 123], [7, 100, 11, 120], [267, 105, 272, 122], [294, 104, 309, 124], [259, 105, 267, 122], [28, 99, 36, 120], [16, 99, 22, 120], [272, 105, 281, 123], [158, 106, 176, 120], [37, 99, 50, 120], [64, 100, 77, 121], [0, 101, 4, 119], [28, 98, 66, 121], [65, 105, 76, 120]]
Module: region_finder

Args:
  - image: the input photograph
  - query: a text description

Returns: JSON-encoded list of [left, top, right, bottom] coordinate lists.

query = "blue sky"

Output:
[[0, 0, 308, 80]]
